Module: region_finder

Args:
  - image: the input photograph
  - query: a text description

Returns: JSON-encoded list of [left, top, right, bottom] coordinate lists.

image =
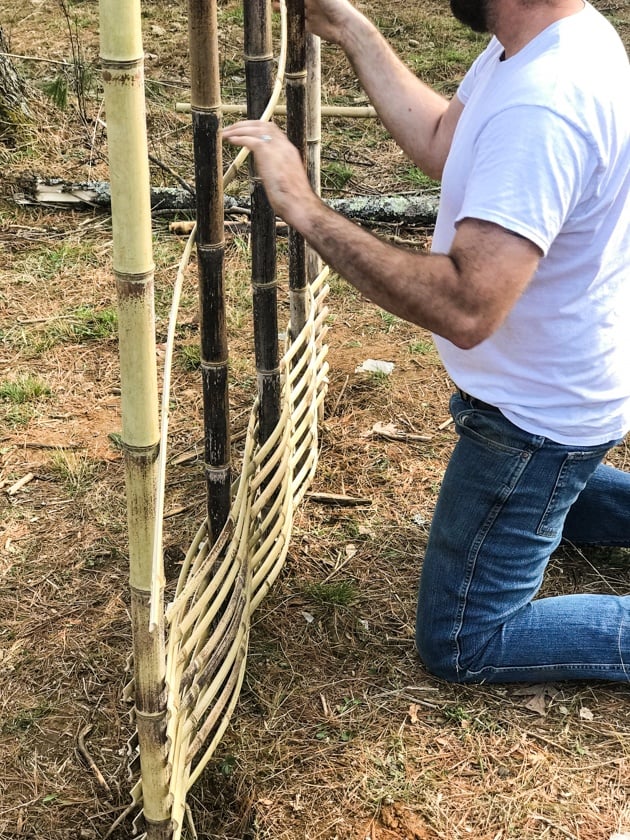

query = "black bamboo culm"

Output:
[[286, 0, 308, 339], [244, 0, 281, 443], [189, 0, 231, 543]]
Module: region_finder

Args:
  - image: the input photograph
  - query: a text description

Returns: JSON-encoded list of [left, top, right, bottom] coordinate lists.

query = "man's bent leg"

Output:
[[563, 462, 630, 546], [416, 394, 630, 684]]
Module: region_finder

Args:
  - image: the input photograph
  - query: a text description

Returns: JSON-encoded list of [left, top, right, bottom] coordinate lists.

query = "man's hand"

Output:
[[222, 121, 319, 228], [304, 0, 364, 46]]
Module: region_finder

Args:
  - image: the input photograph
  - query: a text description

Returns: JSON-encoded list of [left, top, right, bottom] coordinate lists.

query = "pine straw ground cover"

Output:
[[1, 0, 629, 838]]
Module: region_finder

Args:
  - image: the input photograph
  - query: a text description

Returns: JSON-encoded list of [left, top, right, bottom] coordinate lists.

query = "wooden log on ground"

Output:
[[14, 177, 439, 225]]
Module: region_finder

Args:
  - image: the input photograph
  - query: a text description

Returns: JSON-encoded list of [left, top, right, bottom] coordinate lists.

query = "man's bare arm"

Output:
[[304, 0, 463, 179], [222, 122, 542, 348]]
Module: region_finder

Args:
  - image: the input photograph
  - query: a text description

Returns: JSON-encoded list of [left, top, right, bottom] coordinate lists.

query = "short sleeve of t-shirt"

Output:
[[455, 105, 598, 255]]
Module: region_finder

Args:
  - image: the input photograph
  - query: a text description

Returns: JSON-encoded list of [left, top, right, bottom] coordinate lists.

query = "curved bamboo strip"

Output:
[[165, 269, 329, 839], [120, 0, 328, 833]]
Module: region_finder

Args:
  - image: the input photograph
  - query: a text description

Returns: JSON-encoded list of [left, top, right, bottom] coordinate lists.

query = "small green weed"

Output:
[[322, 161, 354, 191], [49, 451, 97, 496], [408, 339, 434, 355], [2, 406, 33, 427], [38, 306, 118, 349], [402, 166, 440, 191], [369, 369, 392, 388], [2, 704, 51, 735], [303, 579, 358, 607], [0, 374, 51, 404], [380, 311, 400, 332], [180, 344, 201, 371]]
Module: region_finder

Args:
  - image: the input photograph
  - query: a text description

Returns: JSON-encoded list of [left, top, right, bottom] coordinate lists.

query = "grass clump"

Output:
[[0, 374, 51, 404], [303, 579, 359, 607], [322, 160, 354, 191], [49, 451, 98, 496], [46, 306, 117, 344], [179, 344, 202, 371]]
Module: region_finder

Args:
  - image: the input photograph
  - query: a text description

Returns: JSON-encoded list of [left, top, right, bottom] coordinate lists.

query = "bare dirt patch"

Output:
[[1, 1, 629, 839]]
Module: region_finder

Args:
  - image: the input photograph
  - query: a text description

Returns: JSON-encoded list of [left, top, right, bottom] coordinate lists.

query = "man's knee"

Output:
[[415, 624, 486, 684], [415, 624, 461, 683]]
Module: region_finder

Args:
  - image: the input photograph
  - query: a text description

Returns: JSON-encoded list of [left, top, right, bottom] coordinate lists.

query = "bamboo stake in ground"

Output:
[[98, 2, 171, 837], [305, 31, 323, 285], [285, 0, 308, 339], [244, 0, 281, 443], [189, 0, 231, 543]]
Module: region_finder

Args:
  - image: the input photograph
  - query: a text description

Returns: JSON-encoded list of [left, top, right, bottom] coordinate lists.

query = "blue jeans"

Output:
[[416, 392, 630, 684]]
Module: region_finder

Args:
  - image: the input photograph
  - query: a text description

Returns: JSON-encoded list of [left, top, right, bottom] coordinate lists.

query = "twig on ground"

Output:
[[76, 725, 113, 800]]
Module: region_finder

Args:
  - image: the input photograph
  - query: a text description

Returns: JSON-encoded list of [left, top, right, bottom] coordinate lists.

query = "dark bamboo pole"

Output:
[[189, 0, 231, 543], [285, 0, 308, 339], [244, 0, 281, 443], [305, 32, 323, 284]]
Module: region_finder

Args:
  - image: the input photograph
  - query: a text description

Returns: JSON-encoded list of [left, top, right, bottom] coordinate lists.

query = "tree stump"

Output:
[[0, 28, 31, 141]]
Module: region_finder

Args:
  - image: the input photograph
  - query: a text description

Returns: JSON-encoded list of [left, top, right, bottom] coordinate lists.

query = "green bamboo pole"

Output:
[[244, 0, 281, 443], [189, 0, 231, 543], [98, 2, 171, 837], [285, 0, 308, 339]]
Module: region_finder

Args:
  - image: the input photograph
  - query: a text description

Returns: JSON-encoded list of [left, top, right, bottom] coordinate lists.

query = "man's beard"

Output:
[[449, 0, 491, 32]]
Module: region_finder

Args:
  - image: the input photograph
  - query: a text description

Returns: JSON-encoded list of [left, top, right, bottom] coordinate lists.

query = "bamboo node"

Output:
[[243, 52, 274, 62], [196, 241, 226, 253]]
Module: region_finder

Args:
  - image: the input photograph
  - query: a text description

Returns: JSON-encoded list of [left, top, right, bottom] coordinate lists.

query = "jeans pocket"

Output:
[[456, 408, 531, 457], [537, 447, 610, 538]]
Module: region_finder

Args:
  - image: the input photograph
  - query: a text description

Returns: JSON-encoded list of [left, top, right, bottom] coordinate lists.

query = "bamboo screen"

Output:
[[99, 0, 329, 837]]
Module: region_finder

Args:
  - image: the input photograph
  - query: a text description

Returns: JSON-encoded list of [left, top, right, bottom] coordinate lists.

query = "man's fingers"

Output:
[[222, 120, 282, 147]]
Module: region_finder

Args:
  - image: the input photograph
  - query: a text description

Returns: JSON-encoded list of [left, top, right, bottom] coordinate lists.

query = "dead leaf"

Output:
[[512, 683, 560, 716], [579, 706, 594, 721]]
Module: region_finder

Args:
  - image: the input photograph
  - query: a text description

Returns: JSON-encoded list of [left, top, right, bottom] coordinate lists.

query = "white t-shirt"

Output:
[[432, 2, 630, 445]]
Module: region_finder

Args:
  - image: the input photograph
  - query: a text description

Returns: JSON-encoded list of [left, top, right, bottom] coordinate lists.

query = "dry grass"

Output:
[[1, 0, 629, 838]]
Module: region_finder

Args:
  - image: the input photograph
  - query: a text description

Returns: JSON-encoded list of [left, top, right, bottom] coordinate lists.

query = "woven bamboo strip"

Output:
[[164, 272, 328, 838]]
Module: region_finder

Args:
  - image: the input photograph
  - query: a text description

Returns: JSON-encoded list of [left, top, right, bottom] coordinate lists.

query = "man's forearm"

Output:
[[294, 194, 475, 346]]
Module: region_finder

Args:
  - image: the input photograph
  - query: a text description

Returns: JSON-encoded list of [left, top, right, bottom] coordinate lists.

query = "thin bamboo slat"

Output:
[[175, 101, 378, 118], [98, 1, 171, 837]]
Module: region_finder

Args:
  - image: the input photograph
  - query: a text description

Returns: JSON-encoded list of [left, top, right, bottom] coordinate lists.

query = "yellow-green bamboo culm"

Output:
[[98, 2, 171, 838], [189, 0, 232, 543]]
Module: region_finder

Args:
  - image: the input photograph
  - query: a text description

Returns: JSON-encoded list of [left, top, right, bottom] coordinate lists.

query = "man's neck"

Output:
[[494, 0, 585, 58]]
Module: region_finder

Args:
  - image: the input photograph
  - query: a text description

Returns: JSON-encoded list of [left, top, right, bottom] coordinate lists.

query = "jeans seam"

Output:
[[452, 450, 533, 677], [466, 662, 629, 677]]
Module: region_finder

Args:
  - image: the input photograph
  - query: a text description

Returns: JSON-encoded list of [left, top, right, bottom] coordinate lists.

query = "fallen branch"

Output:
[[14, 176, 439, 226], [6, 472, 35, 496], [306, 491, 372, 506]]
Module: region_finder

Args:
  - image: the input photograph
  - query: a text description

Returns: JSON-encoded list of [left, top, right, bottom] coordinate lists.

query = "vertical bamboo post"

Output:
[[285, 0, 308, 339], [244, 0, 281, 443], [305, 32, 323, 283], [189, 0, 231, 543], [98, 2, 171, 837]]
